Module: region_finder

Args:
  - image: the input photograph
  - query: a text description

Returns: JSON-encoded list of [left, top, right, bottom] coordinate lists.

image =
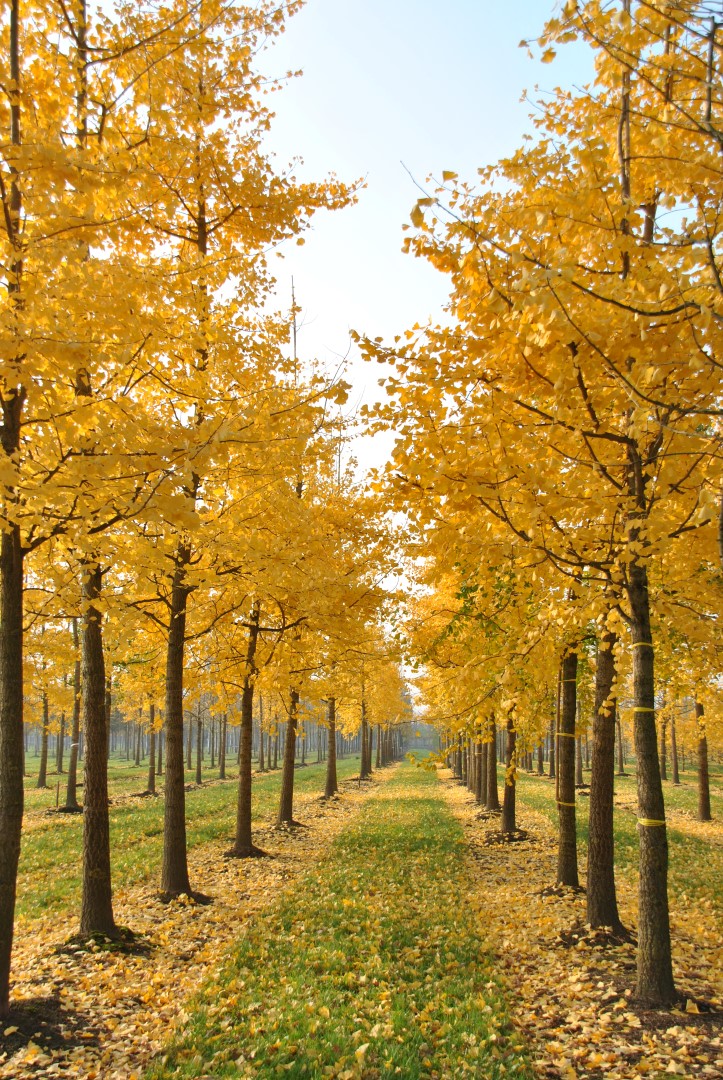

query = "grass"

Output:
[[146, 762, 533, 1080], [17, 753, 362, 921], [508, 759, 723, 916]]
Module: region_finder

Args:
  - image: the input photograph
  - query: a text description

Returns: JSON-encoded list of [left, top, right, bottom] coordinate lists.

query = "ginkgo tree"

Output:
[[365, 0, 722, 1006]]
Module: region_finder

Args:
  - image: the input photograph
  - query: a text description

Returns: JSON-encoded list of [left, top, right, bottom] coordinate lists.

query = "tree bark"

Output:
[[218, 713, 226, 780], [79, 564, 116, 937], [147, 702, 156, 795], [324, 697, 338, 798], [230, 604, 262, 857], [0, 521, 24, 1018], [161, 548, 193, 898], [37, 692, 50, 788], [670, 714, 680, 785], [277, 690, 299, 825], [195, 712, 202, 786], [57, 712, 65, 774], [617, 718, 626, 775], [64, 619, 82, 810], [485, 716, 500, 811], [500, 716, 517, 834], [556, 652, 579, 888], [628, 559, 675, 1005], [587, 632, 622, 930], [696, 702, 712, 822]]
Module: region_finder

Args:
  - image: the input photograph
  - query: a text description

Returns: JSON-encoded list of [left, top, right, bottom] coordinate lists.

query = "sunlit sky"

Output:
[[259, 0, 594, 466]]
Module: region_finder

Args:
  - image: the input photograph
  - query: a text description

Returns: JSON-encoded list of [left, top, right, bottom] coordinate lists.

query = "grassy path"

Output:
[[148, 762, 532, 1079]]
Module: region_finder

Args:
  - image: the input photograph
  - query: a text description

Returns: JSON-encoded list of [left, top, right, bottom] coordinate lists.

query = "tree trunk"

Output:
[[57, 712, 65, 774], [195, 712, 202, 786], [500, 716, 517, 834], [277, 690, 299, 825], [587, 632, 622, 931], [537, 741, 544, 775], [157, 726, 163, 776], [670, 714, 680, 785], [230, 604, 262, 857], [628, 559, 675, 1005], [161, 550, 192, 898], [147, 702, 156, 795], [218, 713, 226, 780], [617, 718, 626, 775], [0, 521, 24, 1018], [325, 697, 338, 798], [0, 1, 25, 1016], [575, 735, 584, 787], [79, 564, 116, 937], [37, 692, 50, 788], [659, 716, 667, 782], [475, 740, 484, 805], [696, 702, 712, 822], [549, 711, 556, 779], [485, 716, 500, 811], [64, 618, 82, 810], [556, 652, 579, 888]]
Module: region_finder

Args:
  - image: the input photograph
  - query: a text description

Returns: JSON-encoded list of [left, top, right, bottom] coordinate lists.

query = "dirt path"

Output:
[[438, 768, 723, 1080], [1, 772, 392, 1080]]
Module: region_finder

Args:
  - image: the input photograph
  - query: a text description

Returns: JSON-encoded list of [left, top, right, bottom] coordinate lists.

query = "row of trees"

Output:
[[0, 0, 411, 1020], [366, 0, 721, 1007]]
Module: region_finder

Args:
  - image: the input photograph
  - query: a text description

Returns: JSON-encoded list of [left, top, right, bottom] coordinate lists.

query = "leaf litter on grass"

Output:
[[1, 772, 388, 1080], [440, 769, 723, 1080], [146, 763, 533, 1080]]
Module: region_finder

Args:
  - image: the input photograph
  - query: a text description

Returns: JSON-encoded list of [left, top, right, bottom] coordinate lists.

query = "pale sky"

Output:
[[259, 0, 594, 466]]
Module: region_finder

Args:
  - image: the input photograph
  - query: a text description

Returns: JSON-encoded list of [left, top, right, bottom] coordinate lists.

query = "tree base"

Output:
[[484, 828, 531, 845], [56, 926, 151, 957], [558, 922, 634, 949], [223, 843, 271, 859], [157, 889, 213, 906], [274, 818, 307, 830], [52, 805, 83, 815]]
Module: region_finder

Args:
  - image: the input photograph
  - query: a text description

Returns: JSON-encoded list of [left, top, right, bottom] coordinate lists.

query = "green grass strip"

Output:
[[147, 762, 532, 1080], [17, 756, 363, 920]]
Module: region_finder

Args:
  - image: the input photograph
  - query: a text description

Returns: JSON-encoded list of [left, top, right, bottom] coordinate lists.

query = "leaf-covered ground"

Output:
[[1, 761, 382, 1079], [146, 762, 531, 1079], [441, 767, 723, 1080]]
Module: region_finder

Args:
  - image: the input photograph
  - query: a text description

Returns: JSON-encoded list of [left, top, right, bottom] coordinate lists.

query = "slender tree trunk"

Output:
[[587, 632, 622, 930], [549, 711, 556, 779], [500, 716, 517, 834], [617, 718, 626, 775], [161, 551, 192, 898], [79, 564, 116, 937], [37, 693, 50, 788], [65, 619, 82, 810], [475, 740, 484, 804], [325, 697, 338, 798], [537, 741, 544, 775], [628, 560, 675, 1005], [157, 725, 163, 776], [230, 605, 262, 857], [277, 690, 299, 826], [557, 652, 579, 888], [0, 0, 25, 1018], [147, 703, 156, 796], [670, 714, 680, 785], [195, 712, 202, 786], [696, 702, 712, 822], [218, 713, 226, 780], [485, 716, 500, 811], [659, 717, 667, 782], [575, 735, 584, 787], [0, 522, 24, 1018], [57, 713, 65, 774]]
